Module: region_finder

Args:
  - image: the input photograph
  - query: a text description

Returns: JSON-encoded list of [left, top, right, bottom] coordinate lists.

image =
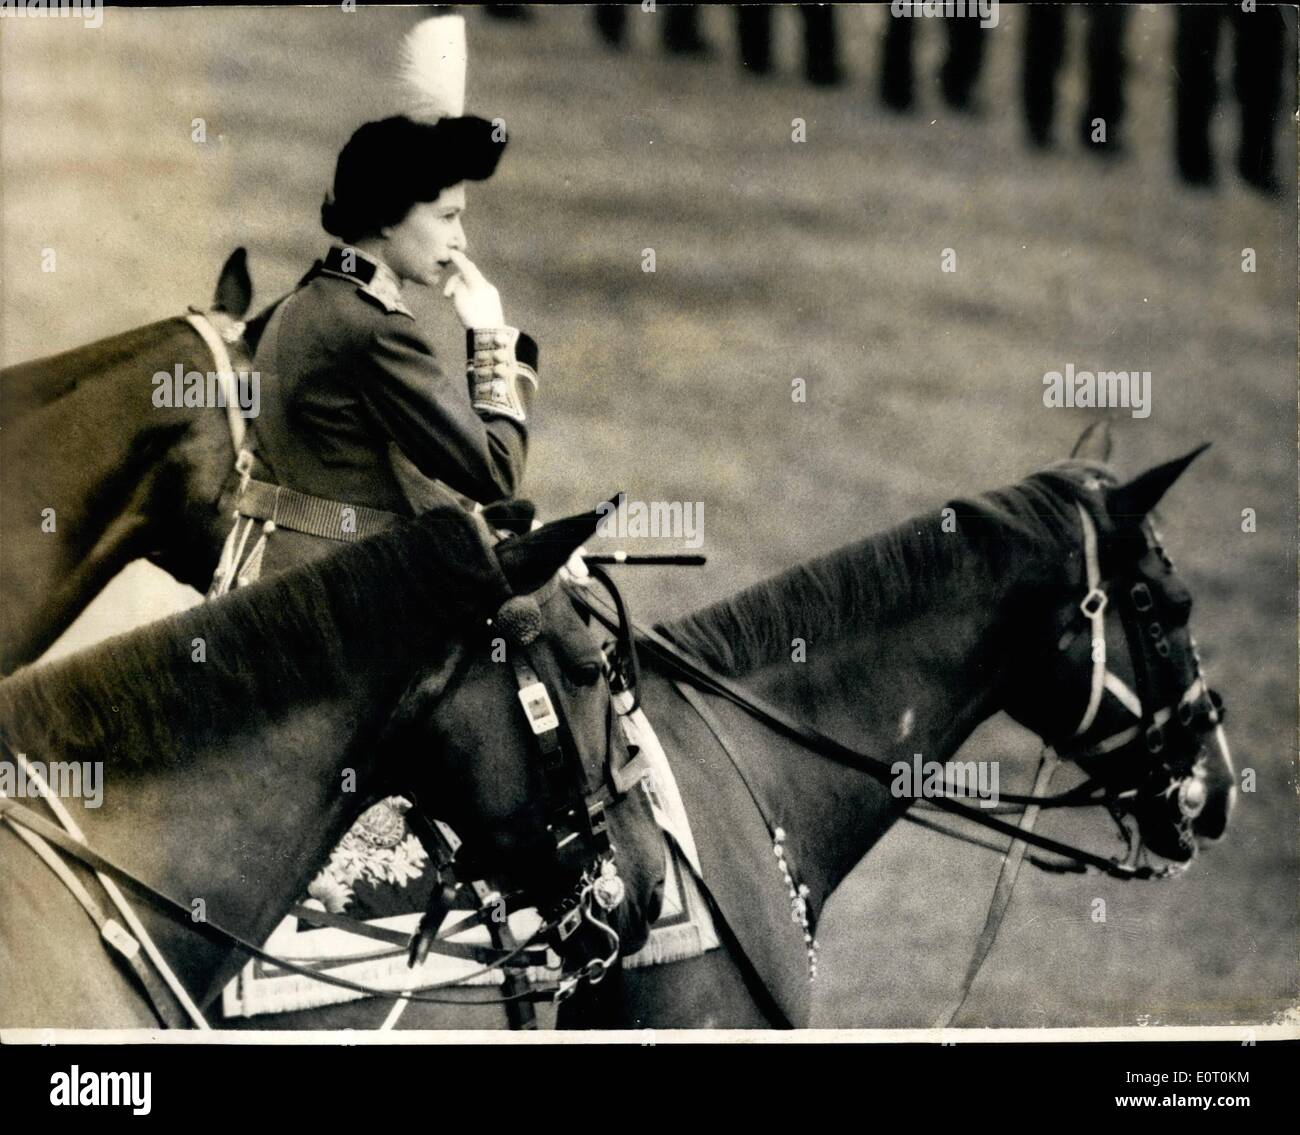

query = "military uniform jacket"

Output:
[[246, 245, 538, 520]]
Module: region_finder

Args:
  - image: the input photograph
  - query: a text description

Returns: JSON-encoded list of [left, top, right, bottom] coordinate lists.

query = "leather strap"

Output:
[[1074, 503, 1110, 736], [0, 812, 189, 1029], [185, 310, 249, 455], [570, 587, 1163, 881], [236, 477, 400, 542]]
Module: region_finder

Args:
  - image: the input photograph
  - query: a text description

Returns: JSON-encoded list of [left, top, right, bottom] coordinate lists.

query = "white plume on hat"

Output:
[[397, 13, 468, 122]]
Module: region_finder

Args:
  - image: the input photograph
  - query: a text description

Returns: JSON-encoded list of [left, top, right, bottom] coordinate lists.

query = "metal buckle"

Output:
[[235, 447, 255, 496], [1144, 723, 1164, 753], [517, 681, 560, 735], [1080, 588, 1107, 619], [1130, 582, 1154, 611], [555, 905, 583, 942]]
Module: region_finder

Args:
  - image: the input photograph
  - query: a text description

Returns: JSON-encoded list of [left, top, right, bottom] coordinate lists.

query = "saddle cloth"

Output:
[[619, 698, 721, 969], [221, 704, 718, 1018]]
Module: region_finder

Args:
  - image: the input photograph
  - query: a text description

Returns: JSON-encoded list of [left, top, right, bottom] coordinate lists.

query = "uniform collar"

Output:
[[318, 245, 412, 317]]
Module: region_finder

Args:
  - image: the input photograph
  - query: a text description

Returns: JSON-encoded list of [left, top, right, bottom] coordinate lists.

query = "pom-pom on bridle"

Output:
[[493, 595, 542, 647]]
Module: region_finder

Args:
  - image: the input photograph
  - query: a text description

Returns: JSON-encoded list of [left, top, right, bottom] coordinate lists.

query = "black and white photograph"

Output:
[[0, 0, 1295, 1103]]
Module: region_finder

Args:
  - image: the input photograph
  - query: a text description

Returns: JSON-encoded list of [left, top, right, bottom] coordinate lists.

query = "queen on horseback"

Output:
[[209, 14, 539, 594], [203, 15, 549, 980]]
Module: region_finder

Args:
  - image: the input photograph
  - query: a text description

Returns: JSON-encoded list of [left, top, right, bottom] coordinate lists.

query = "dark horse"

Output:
[[0, 504, 667, 1028], [560, 429, 1235, 1028], [0, 250, 256, 674]]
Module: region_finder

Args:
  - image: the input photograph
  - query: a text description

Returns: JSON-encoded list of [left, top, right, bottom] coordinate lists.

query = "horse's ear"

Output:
[[1107, 444, 1210, 525], [495, 497, 614, 595], [1070, 421, 1113, 462], [214, 247, 253, 317]]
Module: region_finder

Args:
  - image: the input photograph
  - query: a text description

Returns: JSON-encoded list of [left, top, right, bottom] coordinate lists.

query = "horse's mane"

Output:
[[0, 318, 188, 429], [661, 464, 1103, 677], [0, 507, 510, 766]]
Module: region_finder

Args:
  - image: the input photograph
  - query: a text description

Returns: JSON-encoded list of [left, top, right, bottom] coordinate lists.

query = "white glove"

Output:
[[442, 249, 505, 329]]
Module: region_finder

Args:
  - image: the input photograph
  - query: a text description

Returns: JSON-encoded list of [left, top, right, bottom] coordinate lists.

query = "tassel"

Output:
[[208, 514, 251, 599], [235, 520, 274, 589]]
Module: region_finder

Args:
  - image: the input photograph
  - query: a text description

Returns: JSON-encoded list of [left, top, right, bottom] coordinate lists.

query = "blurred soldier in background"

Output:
[[880, 8, 986, 113], [1021, 5, 1128, 155], [595, 3, 841, 86], [594, 3, 712, 57], [1174, 4, 1287, 194], [736, 5, 843, 87]]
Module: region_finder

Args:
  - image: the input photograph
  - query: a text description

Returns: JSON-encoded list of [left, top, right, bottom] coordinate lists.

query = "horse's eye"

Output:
[[567, 660, 603, 686]]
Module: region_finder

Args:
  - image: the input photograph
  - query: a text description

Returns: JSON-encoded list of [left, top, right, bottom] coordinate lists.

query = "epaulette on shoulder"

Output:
[[354, 275, 414, 320], [316, 253, 415, 320]]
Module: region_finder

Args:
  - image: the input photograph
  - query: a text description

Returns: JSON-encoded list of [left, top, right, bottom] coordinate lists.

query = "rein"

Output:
[[572, 583, 1171, 883]]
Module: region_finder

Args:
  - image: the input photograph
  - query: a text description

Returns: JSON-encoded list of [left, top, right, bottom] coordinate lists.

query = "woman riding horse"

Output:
[[204, 18, 556, 1021], [210, 109, 540, 592]]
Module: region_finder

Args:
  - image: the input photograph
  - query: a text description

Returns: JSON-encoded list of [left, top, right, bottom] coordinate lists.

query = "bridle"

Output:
[[567, 492, 1229, 1025], [1029, 501, 1227, 858], [0, 566, 657, 1028], [925, 496, 1228, 1025], [901, 501, 1227, 857], [573, 501, 1227, 884], [410, 571, 654, 997]]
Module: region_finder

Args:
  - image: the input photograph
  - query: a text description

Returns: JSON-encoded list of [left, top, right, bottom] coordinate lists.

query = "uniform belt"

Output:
[[236, 478, 401, 542]]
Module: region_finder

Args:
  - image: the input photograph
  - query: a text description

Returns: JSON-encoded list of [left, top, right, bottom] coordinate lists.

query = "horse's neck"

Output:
[[709, 565, 1021, 911], [0, 322, 232, 671], [68, 679, 398, 1008]]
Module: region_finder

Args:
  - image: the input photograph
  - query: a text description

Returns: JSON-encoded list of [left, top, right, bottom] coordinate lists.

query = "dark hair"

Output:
[[321, 115, 507, 242]]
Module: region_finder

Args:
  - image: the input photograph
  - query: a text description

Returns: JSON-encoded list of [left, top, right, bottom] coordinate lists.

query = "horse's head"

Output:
[[387, 507, 666, 971], [1003, 424, 1234, 865]]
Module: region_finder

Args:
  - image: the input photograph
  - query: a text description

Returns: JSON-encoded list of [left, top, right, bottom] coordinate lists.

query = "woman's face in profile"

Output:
[[385, 184, 467, 287]]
